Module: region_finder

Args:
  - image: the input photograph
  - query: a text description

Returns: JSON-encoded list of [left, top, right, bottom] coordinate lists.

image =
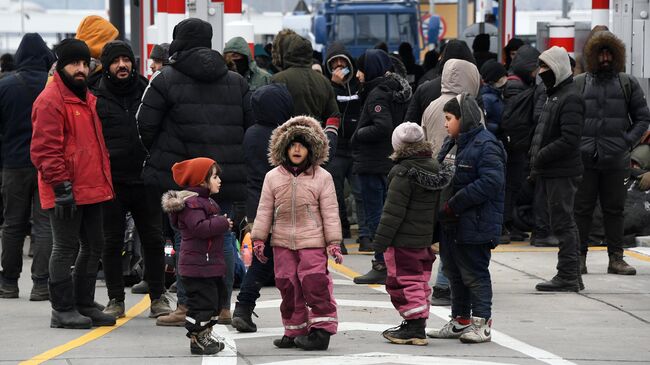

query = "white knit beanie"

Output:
[[391, 122, 425, 151]]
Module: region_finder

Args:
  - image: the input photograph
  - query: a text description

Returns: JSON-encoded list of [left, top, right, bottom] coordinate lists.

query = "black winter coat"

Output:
[[580, 73, 650, 170], [530, 78, 585, 178], [0, 34, 55, 168], [404, 77, 441, 125], [137, 47, 253, 201], [351, 73, 412, 175], [93, 75, 149, 184]]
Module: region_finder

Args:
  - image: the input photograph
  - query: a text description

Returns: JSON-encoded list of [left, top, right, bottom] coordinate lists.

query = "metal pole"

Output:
[[130, 0, 140, 68], [429, 0, 435, 15], [109, 0, 125, 40], [562, 0, 569, 19], [458, 0, 468, 38], [20, 0, 24, 36]]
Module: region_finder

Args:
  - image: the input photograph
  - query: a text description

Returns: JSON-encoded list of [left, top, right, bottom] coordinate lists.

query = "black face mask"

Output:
[[539, 69, 556, 89], [234, 58, 249, 76], [58, 69, 88, 101]]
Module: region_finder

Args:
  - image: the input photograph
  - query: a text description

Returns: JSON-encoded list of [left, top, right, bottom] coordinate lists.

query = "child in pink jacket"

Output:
[[251, 116, 343, 351]]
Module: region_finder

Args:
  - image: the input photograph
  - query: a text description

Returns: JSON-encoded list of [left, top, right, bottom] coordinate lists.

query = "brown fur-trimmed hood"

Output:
[[584, 30, 626, 74], [268, 116, 329, 167], [390, 140, 433, 161], [161, 190, 199, 213]]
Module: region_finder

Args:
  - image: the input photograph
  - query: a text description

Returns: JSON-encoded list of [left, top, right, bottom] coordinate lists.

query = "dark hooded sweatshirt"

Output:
[[244, 83, 293, 220], [404, 40, 476, 125], [137, 24, 253, 201], [324, 42, 362, 157], [271, 33, 339, 123], [0, 33, 55, 168], [579, 31, 650, 171]]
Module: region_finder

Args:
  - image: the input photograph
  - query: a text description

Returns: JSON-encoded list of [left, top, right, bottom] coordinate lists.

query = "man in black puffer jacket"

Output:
[[92, 40, 172, 320], [574, 31, 650, 276], [529, 46, 585, 293], [137, 18, 253, 326], [351, 49, 412, 285], [0, 33, 55, 301]]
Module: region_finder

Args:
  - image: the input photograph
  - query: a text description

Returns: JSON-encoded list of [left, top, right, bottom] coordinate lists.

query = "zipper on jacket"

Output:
[[291, 176, 297, 250]]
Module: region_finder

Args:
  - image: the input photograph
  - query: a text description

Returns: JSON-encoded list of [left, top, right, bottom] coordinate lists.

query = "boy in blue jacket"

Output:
[[428, 93, 506, 344]]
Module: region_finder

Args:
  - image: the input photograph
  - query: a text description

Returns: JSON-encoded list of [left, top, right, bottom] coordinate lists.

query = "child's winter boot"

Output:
[[273, 335, 296, 348], [294, 328, 331, 350], [382, 318, 427, 345], [232, 303, 257, 332], [190, 327, 225, 355]]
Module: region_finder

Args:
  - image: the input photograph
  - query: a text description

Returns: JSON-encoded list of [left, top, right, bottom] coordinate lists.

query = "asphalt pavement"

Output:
[[2, 239, 650, 365]]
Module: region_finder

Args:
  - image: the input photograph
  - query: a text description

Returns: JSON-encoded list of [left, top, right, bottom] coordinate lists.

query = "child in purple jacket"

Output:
[[162, 157, 233, 355]]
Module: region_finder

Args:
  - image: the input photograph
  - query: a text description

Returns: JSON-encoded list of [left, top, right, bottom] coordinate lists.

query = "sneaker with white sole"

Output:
[[426, 316, 472, 339], [459, 317, 492, 343]]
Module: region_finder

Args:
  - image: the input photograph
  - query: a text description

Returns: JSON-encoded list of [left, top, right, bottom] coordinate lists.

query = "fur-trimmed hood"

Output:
[[390, 140, 433, 161], [584, 30, 626, 74], [268, 116, 329, 167], [161, 190, 199, 213], [398, 160, 454, 191], [386, 71, 413, 103]]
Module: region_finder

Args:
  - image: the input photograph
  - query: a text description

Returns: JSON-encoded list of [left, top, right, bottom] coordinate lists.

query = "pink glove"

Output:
[[327, 244, 343, 264], [253, 240, 267, 264]]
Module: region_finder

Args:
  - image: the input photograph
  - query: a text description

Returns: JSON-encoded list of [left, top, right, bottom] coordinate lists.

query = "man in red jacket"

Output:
[[31, 39, 115, 329]]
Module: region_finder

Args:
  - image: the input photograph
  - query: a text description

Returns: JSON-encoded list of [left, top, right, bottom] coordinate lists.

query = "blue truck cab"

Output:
[[313, 0, 421, 59]]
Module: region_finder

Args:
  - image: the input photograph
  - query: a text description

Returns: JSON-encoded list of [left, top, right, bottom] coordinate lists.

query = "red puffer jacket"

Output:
[[30, 72, 114, 209]]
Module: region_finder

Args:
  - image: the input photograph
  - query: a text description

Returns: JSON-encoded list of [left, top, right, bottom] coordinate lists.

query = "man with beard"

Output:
[[137, 18, 253, 327], [574, 31, 650, 276], [224, 36, 271, 92], [91, 40, 173, 320], [31, 39, 116, 328]]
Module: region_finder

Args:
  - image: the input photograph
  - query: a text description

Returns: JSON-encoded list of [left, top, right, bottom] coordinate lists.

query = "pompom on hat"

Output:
[[172, 157, 216, 187]]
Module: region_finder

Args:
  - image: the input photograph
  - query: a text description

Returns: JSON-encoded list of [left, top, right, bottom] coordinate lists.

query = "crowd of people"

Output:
[[0, 14, 649, 355]]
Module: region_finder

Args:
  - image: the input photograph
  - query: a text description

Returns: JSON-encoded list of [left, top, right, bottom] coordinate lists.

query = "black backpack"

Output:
[[501, 77, 536, 152]]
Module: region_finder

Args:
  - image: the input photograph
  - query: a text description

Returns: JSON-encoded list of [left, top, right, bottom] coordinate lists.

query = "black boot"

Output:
[[353, 260, 386, 284], [232, 302, 257, 333], [190, 327, 224, 355], [295, 328, 331, 351], [358, 236, 373, 252], [382, 318, 427, 345], [535, 275, 579, 292], [339, 242, 348, 255], [49, 278, 92, 329], [430, 286, 451, 306], [273, 335, 296, 348], [74, 275, 116, 326]]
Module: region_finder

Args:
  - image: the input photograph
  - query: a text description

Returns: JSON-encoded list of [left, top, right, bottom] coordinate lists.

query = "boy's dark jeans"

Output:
[[535, 176, 580, 279], [236, 240, 274, 307], [327, 155, 369, 237], [181, 275, 226, 333], [102, 183, 165, 301], [0, 167, 52, 283], [574, 168, 627, 257], [504, 151, 527, 226], [49, 203, 104, 284], [358, 174, 387, 262], [440, 235, 493, 319]]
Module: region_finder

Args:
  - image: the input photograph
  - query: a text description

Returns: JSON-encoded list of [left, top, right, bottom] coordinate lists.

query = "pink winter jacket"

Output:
[[252, 165, 342, 250]]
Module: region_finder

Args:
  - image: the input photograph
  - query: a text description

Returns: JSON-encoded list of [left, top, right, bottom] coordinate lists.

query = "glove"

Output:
[[640, 172, 650, 190], [253, 240, 268, 264], [53, 181, 76, 220], [438, 202, 458, 224], [326, 244, 343, 264], [324, 117, 340, 134]]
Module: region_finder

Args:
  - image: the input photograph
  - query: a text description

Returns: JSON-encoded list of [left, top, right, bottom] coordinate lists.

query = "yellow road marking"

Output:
[[20, 296, 151, 365]]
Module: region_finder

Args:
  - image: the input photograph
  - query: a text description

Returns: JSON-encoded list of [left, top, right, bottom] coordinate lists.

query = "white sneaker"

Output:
[[426, 317, 472, 339], [459, 317, 492, 343]]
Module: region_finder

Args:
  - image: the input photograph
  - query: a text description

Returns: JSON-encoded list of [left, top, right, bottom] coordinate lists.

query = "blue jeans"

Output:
[[351, 174, 369, 238], [440, 233, 493, 319], [236, 240, 274, 307], [434, 260, 449, 289], [327, 155, 369, 238], [358, 174, 387, 262]]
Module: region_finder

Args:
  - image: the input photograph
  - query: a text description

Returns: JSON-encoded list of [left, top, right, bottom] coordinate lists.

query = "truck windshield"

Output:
[[333, 13, 415, 46]]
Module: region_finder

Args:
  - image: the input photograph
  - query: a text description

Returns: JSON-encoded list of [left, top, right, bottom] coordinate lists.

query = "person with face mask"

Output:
[[573, 31, 650, 276], [528, 46, 585, 293], [90, 40, 173, 320], [31, 38, 116, 329], [223, 36, 271, 92], [479, 59, 507, 138]]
